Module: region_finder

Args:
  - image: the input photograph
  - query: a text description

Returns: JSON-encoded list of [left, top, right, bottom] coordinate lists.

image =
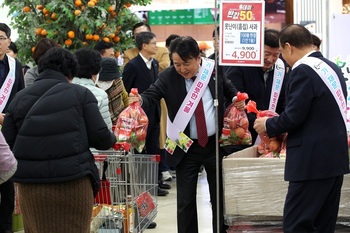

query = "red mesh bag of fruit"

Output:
[[219, 92, 252, 146], [114, 88, 148, 153], [246, 100, 286, 158]]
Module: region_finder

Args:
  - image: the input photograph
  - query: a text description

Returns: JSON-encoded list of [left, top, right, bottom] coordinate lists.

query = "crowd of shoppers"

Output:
[[0, 20, 348, 233]]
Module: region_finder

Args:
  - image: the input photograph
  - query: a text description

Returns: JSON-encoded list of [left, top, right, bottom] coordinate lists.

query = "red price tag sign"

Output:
[[219, 1, 265, 66]]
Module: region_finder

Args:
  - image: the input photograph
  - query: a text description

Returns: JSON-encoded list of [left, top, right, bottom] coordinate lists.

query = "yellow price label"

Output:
[[240, 11, 253, 21]]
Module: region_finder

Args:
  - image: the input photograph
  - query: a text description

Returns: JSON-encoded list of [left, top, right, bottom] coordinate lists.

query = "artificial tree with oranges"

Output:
[[2, 0, 151, 64]]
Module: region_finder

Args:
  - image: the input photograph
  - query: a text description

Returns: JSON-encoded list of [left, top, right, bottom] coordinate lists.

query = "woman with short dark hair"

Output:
[[2, 47, 116, 233], [73, 48, 112, 130]]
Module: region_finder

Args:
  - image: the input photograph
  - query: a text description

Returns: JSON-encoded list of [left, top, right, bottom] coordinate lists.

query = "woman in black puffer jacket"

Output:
[[2, 47, 116, 233]]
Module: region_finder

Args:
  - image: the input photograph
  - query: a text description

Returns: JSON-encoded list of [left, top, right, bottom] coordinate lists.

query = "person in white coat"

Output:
[[72, 48, 112, 130]]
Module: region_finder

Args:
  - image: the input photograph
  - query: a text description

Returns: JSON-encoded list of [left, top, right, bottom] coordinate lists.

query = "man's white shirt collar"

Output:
[[139, 53, 153, 69]]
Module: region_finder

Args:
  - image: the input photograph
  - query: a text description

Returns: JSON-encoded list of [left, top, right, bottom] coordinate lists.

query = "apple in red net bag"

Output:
[[114, 88, 148, 152], [246, 100, 287, 158], [219, 92, 252, 146]]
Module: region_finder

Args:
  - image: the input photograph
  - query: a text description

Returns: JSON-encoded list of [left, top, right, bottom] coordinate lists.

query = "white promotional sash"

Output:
[[268, 58, 285, 111], [255, 58, 285, 145], [300, 57, 347, 126], [166, 57, 215, 152], [0, 56, 16, 113]]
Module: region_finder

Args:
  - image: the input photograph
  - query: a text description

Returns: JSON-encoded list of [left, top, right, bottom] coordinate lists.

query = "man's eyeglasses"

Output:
[[0, 37, 8, 41], [148, 42, 157, 45]]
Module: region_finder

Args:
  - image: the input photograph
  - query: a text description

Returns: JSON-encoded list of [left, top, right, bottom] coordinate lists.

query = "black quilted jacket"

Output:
[[2, 70, 115, 191]]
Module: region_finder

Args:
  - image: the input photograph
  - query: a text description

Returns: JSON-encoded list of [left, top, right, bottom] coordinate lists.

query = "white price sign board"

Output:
[[219, 0, 264, 66]]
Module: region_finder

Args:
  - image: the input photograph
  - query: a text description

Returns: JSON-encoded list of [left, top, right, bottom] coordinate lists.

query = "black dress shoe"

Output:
[[157, 187, 169, 196], [159, 181, 171, 189], [147, 221, 157, 229]]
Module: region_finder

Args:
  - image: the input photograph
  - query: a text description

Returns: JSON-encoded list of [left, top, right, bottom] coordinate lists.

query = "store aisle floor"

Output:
[[145, 169, 213, 233], [15, 168, 350, 232]]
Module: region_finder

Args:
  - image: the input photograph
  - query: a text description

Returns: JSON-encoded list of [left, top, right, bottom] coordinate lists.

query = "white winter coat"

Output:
[[72, 77, 112, 130]]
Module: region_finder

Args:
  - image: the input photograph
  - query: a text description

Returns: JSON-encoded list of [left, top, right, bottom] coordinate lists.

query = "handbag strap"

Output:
[[25, 83, 63, 120]]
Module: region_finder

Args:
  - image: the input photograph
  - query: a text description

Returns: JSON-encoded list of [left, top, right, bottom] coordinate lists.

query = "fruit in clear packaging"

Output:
[[239, 118, 249, 130], [229, 119, 237, 129], [136, 130, 146, 141], [139, 115, 148, 125], [233, 127, 245, 139], [269, 140, 281, 152]]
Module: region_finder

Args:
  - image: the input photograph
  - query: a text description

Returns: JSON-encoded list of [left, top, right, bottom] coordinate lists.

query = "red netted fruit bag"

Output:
[[114, 88, 148, 153], [246, 100, 286, 158], [220, 92, 252, 146]]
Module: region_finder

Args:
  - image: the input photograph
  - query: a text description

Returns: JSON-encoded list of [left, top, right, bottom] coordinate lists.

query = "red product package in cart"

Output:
[[114, 88, 148, 152], [136, 191, 156, 217], [246, 100, 287, 158], [220, 92, 252, 146]]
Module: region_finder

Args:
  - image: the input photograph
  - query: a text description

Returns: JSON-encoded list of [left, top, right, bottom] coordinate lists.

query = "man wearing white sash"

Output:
[[254, 24, 349, 233], [133, 36, 244, 233], [226, 29, 288, 149], [0, 23, 25, 233]]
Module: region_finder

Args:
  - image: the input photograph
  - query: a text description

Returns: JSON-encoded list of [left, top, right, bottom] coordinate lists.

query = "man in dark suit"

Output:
[[254, 24, 350, 233], [0, 23, 25, 233], [226, 29, 288, 146], [135, 36, 244, 233], [122, 32, 169, 199]]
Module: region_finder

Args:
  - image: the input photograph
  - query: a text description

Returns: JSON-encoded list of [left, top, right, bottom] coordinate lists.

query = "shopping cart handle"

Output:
[[151, 154, 161, 163], [93, 155, 107, 161]]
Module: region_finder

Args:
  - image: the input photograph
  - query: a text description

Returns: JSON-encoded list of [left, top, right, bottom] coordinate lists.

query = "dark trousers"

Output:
[[176, 137, 227, 233], [159, 149, 170, 172], [142, 121, 164, 184], [0, 180, 14, 233], [283, 176, 344, 233]]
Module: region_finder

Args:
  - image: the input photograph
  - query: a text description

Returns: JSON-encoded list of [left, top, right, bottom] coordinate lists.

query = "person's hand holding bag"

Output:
[[232, 92, 247, 110]]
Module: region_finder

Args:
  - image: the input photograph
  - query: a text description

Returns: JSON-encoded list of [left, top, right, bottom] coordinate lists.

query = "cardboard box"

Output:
[[223, 146, 350, 223]]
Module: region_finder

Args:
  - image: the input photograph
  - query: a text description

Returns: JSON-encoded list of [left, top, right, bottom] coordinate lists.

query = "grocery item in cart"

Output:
[[220, 92, 252, 146], [246, 100, 286, 158], [114, 88, 148, 152], [136, 191, 156, 217], [92, 151, 159, 232]]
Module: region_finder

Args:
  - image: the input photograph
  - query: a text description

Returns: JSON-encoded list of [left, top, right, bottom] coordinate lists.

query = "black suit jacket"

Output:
[[141, 62, 238, 166], [266, 51, 350, 181], [225, 60, 288, 143], [122, 54, 160, 124]]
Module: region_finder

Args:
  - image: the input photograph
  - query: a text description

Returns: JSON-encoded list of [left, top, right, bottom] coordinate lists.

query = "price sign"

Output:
[[219, 0, 264, 66]]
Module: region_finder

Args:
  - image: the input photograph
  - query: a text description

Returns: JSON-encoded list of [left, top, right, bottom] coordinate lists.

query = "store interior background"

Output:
[[1, 0, 350, 57], [134, 0, 288, 57]]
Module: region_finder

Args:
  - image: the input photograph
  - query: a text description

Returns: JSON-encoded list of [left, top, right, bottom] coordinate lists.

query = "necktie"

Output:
[[0, 61, 6, 84], [192, 77, 208, 147]]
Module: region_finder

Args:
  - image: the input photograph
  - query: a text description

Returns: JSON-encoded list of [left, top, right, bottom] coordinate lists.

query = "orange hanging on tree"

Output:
[[67, 31, 75, 39], [23, 6, 31, 12]]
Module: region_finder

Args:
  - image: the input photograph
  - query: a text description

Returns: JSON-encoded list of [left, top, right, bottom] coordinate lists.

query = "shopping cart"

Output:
[[90, 149, 159, 233]]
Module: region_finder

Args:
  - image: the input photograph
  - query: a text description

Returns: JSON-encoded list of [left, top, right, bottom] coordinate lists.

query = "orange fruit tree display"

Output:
[[3, 0, 152, 64]]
